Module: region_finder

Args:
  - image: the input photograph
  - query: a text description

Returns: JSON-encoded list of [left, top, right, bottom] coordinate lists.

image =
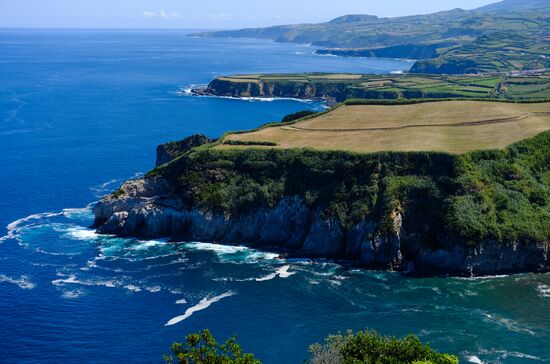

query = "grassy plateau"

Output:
[[220, 100, 550, 153]]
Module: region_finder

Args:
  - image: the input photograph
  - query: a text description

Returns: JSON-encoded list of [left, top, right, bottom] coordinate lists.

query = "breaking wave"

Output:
[[165, 291, 236, 326], [183, 242, 280, 264], [0, 274, 36, 290]]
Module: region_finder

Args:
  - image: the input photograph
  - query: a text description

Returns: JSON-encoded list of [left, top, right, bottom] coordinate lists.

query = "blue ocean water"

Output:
[[0, 29, 548, 364]]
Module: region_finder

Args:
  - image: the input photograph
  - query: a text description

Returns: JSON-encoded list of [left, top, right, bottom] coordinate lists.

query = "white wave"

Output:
[[537, 283, 550, 298], [90, 179, 120, 194], [65, 227, 100, 241], [255, 265, 295, 281], [129, 239, 169, 251], [125, 285, 142, 292], [5, 212, 61, 237], [0, 274, 36, 290], [165, 291, 236, 326], [176, 299, 187, 304], [245, 251, 281, 262], [52, 274, 118, 289], [457, 274, 509, 281], [184, 242, 247, 254], [196, 94, 318, 104], [61, 289, 85, 299], [467, 356, 483, 364], [183, 242, 280, 263], [34, 247, 81, 257], [475, 348, 541, 361], [145, 285, 162, 293], [2, 212, 76, 245], [176, 87, 193, 96], [175, 84, 206, 96]]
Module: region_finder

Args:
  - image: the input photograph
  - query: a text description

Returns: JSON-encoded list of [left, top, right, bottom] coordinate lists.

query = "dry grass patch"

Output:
[[219, 101, 550, 154]]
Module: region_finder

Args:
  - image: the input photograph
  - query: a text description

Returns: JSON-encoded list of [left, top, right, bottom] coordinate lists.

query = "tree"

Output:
[[164, 330, 261, 364]]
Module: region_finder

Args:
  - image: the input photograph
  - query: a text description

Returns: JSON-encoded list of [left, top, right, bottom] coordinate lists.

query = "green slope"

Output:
[[195, 0, 550, 75]]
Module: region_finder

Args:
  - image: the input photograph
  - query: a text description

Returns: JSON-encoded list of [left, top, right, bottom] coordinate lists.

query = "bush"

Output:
[[281, 110, 318, 122], [223, 140, 277, 147], [309, 330, 458, 364], [164, 330, 260, 364]]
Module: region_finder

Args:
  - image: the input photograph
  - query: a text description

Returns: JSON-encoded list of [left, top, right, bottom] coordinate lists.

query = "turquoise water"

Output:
[[0, 29, 548, 364]]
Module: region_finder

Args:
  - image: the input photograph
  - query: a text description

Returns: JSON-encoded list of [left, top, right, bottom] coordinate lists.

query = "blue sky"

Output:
[[0, 0, 498, 29]]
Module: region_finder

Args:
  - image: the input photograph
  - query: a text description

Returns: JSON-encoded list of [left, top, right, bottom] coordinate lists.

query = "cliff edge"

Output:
[[93, 131, 550, 276]]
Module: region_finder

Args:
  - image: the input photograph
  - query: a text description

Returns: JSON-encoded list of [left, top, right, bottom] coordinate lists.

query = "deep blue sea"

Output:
[[0, 29, 548, 364]]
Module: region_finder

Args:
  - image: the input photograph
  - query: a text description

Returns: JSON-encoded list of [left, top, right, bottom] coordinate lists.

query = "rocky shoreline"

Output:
[[93, 176, 549, 277], [92, 132, 550, 277]]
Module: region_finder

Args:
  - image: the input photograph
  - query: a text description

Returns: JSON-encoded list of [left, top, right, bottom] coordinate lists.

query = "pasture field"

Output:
[[219, 101, 550, 153]]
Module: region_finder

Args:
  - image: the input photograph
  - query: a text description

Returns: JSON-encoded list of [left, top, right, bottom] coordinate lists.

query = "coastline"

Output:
[[92, 128, 550, 277]]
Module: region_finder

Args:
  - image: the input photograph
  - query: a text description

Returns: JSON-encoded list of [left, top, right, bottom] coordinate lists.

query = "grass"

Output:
[[218, 101, 550, 154]]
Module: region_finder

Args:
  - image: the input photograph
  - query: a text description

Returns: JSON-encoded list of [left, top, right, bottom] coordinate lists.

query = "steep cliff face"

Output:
[[203, 78, 326, 100], [315, 43, 449, 60], [93, 175, 550, 276], [93, 132, 550, 276]]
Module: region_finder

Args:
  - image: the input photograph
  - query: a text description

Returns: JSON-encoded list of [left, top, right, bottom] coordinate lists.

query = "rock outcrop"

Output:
[[156, 134, 214, 167], [93, 175, 550, 277]]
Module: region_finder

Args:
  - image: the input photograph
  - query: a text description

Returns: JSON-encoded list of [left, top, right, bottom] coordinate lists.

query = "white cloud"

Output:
[[192, 13, 233, 21], [142, 9, 180, 19]]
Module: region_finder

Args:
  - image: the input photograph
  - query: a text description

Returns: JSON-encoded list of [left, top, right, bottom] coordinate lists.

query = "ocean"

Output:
[[0, 29, 548, 364]]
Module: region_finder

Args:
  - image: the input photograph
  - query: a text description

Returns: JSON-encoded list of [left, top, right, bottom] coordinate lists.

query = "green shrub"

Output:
[[281, 110, 318, 122], [309, 330, 458, 364]]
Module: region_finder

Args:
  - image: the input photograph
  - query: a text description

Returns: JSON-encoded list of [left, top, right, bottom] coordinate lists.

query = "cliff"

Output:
[[315, 43, 449, 60], [93, 131, 550, 276], [196, 73, 550, 102]]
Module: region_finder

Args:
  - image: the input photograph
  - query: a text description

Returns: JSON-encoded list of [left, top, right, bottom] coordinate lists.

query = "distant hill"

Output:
[[477, 0, 550, 12], [194, 0, 550, 74]]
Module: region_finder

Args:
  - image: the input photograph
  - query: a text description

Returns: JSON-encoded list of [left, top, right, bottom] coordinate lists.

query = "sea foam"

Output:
[[165, 291, 236, 326], [0, 274, 36, 290], [467, 356, 483, 364]]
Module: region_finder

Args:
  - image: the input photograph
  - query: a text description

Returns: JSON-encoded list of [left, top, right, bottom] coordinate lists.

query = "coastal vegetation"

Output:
[[164, 330, 260, 364], [309, 330, 458, 364], [164, 329, 458, 364], [202, 72, 550, 102], [194, 0, 550, 75], [152, 128, 550, 252]]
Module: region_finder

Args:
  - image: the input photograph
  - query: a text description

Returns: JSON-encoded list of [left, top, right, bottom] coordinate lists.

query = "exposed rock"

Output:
[[93, 176, 550, 277]]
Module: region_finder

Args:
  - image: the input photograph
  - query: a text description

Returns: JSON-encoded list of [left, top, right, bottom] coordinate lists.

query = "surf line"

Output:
[[165, 291, 236, 326]]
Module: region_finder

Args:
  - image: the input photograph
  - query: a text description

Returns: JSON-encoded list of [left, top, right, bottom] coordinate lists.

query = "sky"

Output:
[[0, 0, 498, 29]]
